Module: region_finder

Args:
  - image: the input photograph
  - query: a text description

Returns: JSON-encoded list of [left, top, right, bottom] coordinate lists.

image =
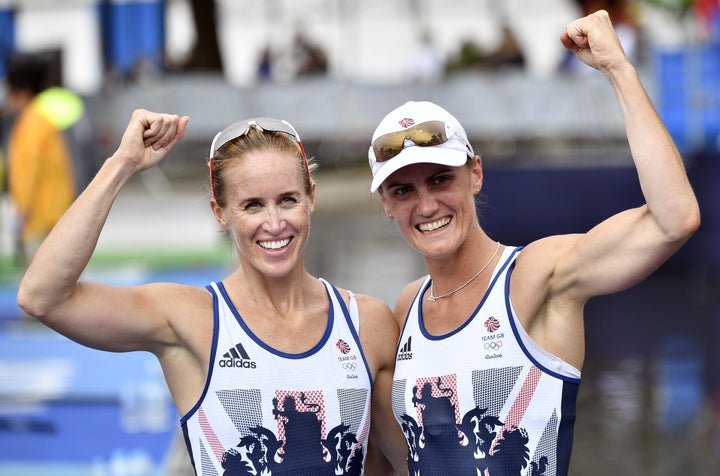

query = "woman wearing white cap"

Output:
[[368, 10, 699, 476], [17, 110, 407, 475]]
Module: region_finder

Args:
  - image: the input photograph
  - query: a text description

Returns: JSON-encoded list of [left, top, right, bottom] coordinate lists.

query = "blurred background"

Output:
[[0, 0, 718, 475]]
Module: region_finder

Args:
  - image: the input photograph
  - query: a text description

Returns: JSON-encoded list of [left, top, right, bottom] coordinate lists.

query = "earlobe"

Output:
[[472, 156, 483, 194], [210, 199, 228, 229], [309, 181, 317, 212], [379, 193, 393, 219]]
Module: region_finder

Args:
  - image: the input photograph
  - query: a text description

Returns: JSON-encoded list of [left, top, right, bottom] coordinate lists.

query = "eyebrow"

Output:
[[239, 189, 302, 203]]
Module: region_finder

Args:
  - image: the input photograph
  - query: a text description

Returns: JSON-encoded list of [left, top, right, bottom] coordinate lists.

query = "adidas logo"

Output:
[[219, 343, 257, 369], [397, 336, 413, 361]]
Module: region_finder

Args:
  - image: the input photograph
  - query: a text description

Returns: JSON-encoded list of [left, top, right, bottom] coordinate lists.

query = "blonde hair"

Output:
[[210, 128, 316, 207]]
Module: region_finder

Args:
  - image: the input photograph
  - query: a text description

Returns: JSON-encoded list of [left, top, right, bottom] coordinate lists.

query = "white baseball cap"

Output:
[[368, 101, 474, 193]]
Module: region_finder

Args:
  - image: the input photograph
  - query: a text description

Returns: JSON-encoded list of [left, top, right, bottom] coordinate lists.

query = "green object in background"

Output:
[[646, 0, 693, 13], [34, 86, 84, 131]]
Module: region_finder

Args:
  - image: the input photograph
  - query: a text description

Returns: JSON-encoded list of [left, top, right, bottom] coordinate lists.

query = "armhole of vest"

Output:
[[348, 290, 359, 329], [323, 279, 374, 388], [397, 276, 431, 354], [407, 277, 431, 328], [321, 278, 347, 327], [180, 421, 197, 473], [179, 283, 220, 424], [504, 256, 582, 383]]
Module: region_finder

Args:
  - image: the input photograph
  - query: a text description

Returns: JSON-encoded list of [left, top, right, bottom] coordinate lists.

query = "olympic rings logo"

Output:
[[484, 341, 503, 351], [342, 363, 357, 371]]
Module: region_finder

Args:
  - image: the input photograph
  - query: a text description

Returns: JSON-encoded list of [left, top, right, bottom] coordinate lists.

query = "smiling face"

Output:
[[211, 148, 315, 279], [379, 158, 482, 260]]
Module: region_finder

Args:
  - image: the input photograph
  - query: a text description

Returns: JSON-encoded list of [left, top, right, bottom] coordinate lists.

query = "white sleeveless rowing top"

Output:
[[181, 278, 372, 476], [392, 246, 581, 476]]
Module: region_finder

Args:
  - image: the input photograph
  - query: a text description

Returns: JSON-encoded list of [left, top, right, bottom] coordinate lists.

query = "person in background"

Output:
[[257, 45, 274, 82], [33, 82, 94, 194], [407, 32, 444, 84], [17, 110, 407, 474], [289, 32, 328, 79], [3, 53, 76, 267], [367, 10, 699, 475]]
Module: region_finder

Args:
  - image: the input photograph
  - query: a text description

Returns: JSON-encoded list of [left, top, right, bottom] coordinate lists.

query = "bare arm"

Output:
[[550, 10, 700, 300], [357, 294, 408, 474], [392, 278, 425, 329], [17, 109, 191, 352], [509, 11, 700, 369]]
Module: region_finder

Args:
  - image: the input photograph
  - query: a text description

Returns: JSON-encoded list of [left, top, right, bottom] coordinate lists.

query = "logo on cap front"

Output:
[[398, 118, 415, 128]]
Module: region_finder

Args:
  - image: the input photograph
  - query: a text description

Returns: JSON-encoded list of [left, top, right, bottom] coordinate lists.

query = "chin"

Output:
[[261, 255, 303, 278], [416, 240, 457, 261]]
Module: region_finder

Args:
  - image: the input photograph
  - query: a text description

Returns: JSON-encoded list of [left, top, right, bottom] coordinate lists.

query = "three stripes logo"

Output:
[[219, 343, 257, 369], [397, 336, 413, 361]]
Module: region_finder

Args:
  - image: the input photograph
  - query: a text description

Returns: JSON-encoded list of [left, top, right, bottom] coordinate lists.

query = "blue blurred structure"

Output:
[[0, 1, 164, 85], [97, 0, 165, 79], [481, 152, 719, 271], [0, 7, 14, 79], [0, 266, 223, 475], [654, 334, 706, 432], [0, 326, 176, 475], [654, 15, 720, 154]]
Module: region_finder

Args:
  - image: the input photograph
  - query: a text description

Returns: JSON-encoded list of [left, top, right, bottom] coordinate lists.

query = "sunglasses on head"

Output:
[[371, 120, 473, 163], [209, 117, 311, 199]]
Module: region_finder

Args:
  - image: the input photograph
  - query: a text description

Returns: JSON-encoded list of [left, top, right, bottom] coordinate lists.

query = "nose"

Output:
[[415, 188, 438, 217], [262, 206, 285, 233]]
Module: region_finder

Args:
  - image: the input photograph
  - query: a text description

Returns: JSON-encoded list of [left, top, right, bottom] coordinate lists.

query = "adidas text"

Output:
[[219, 358, 257, 369], [397, 352, 413, 361]]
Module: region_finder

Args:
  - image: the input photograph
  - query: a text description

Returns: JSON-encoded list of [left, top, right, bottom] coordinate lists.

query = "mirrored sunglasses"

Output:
[[371, 120, 473, 163], [209, 117, 311, 199]]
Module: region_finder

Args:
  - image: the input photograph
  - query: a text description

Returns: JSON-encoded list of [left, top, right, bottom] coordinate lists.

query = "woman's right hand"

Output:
[[114, 109, 189, 174]]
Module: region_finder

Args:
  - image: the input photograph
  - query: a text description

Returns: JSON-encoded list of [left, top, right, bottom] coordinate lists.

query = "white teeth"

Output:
[[418, 217, 451, 232], [259, 238, 290, 250]]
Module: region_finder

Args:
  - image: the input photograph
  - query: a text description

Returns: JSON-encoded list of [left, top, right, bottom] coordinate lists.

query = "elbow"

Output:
[[687, 206, 702, 236], [16, 279, 55, 321], [16, 283, 43, 319], [681, 200, 701, 239], [668, 202, 701, 244]]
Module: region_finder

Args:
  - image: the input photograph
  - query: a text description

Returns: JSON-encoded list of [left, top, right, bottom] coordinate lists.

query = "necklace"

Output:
[[427, 241, 500, 302]]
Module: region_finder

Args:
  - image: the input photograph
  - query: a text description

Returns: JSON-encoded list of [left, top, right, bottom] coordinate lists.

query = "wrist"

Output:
[[97, 153, 139, 191], [105, 151, 142, 178], [603, 59, 637, 89]]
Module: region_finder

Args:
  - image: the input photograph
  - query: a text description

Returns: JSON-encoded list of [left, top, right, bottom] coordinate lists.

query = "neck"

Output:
[[4, 91, 33, 114], [425, 236, 499, 299], [424, 228, 491, 276], [227, 266, 320, 311]]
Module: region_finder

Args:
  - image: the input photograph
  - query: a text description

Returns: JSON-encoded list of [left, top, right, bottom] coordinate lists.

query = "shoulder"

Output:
[[352, 292, 399, 372], [323, 281, 390, 318], [9, 107, 45, 142], [143, 281, 213, 302], [10, 106, 62, 161], [142, 282, 214, 320], [22, 103, 56, 131], [353, 293, 394, 327], [514, 234, 582, 285], [509, 234, 585, 322], [140, 283, 214, 337], [322, 283, 394, 331], [348, 291, 397, 341], [394, 276, 427, 318]]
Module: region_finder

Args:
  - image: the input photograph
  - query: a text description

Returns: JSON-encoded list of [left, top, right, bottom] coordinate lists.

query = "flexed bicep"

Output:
[[556, 206, 687, 300]]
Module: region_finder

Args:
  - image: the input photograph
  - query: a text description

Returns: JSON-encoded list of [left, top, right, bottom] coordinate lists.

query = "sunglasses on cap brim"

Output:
[[371, 120, 473, 163], [209, 117, 311, 199]]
